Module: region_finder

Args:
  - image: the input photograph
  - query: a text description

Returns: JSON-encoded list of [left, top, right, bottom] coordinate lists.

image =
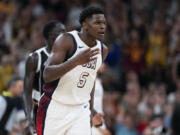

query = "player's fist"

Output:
[[23, 120, 36, 135], [92, 113, 104, 127]]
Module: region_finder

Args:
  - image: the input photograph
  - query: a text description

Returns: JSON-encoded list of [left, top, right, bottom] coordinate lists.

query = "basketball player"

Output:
[[36, 6, 108, 135], [23, 20, 65, 134]]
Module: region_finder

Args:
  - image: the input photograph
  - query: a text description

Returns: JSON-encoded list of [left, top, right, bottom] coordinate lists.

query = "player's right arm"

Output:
[[43, 33, 100, 83], [22, 53, 38, 131]]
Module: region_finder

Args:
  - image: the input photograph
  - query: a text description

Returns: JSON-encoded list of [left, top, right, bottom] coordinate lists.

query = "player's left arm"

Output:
[[90, 82, 104, 127], [90, 82, 97, 125], [102, 44, 108, 61], [90, 44, 108, 126], [90, 43, 108, 111], [90, 82, 96, 115]]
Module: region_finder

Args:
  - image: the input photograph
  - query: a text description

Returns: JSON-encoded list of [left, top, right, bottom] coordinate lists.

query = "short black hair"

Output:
[[79, 6, 104, 25], [42, 20, 59, 40], [7, 76, 22, 89]]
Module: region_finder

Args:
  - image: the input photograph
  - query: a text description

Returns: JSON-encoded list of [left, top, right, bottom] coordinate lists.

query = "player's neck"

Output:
[[46, 41, 52, 53], [46, 45, 51, 53], [79, 30, 96, 47]]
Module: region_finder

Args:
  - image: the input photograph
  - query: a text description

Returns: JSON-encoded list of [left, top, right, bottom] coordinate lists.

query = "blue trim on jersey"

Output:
[[66, 33, 77, 60], [100, 41, 104, 61]]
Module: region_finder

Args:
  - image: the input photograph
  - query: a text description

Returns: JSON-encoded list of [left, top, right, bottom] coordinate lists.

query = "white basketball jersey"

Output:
[[51, 30, 103, 105]]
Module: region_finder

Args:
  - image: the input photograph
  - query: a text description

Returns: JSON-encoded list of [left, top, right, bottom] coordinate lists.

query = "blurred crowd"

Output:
[[0, 0, 180, 135]]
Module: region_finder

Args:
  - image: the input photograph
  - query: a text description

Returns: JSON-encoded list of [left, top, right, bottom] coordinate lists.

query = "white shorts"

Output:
[[43, 99, 91, 135]]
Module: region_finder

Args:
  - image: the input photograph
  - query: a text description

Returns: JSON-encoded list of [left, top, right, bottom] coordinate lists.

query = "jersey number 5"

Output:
[[77, 72, 89, 88]]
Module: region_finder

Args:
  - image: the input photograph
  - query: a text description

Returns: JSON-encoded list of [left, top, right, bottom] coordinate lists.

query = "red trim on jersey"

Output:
[[36, 95, 50, 135], [36, 80, 59, 135]]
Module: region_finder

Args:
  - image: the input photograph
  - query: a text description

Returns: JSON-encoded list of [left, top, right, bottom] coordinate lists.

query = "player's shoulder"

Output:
[[54, 31, 76, 50], [98, 41, 108, 61], [103, 43, 108, 51], [29, 46, 45, 56], [67, 30, 78, 36], [56, 30, 77, 41], [34, 46, 47, 54], [26, 47, 45, 65], [26, 52, 38, 65], [97, 40, 108, 50]]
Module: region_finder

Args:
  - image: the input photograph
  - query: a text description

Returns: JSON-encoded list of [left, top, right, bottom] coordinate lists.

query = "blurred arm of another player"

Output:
[[22, 53, 38, 134]]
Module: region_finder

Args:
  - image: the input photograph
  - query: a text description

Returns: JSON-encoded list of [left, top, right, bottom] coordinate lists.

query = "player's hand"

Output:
[[73, 48, 100, 65], [92, 113, 104, 127], [23, 120, 36, 135], [23, 127, 33, 135]]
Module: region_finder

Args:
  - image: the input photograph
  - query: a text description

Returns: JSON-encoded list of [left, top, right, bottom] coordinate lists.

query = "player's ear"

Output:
[[48, 32, 53, 40], [49, 31, 56, 43], [82, 22, 88, 30]]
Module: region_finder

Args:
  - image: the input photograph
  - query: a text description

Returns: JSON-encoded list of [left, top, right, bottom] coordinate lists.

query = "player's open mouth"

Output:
[[98, 32, 105, 36]]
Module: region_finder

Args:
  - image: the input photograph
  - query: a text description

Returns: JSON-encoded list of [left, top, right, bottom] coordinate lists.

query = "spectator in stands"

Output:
[[0, 76, 23, 135]]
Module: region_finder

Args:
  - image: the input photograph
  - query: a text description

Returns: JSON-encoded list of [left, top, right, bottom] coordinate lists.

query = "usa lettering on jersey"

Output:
[[82, 59, 97, 70]]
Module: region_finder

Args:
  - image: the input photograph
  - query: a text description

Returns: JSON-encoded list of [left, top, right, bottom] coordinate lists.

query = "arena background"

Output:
[[0, 0, 180, 134]]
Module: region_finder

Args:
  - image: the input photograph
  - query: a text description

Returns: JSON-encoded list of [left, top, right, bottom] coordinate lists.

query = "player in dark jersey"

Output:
[[23, 20, 65, 134]]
